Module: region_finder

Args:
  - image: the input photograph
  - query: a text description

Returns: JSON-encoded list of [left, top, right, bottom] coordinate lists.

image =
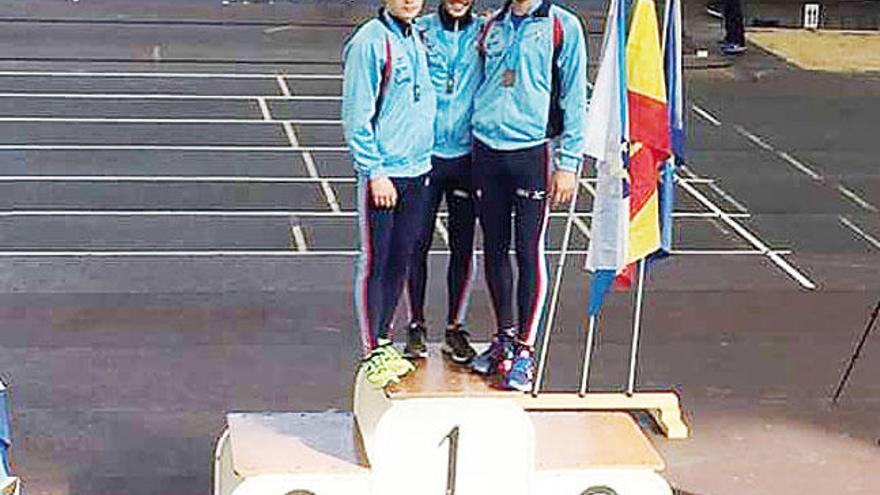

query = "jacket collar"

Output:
[[501, 0, 552, 19], [378, 7, 414, 37], [438, 3, 474, 30]]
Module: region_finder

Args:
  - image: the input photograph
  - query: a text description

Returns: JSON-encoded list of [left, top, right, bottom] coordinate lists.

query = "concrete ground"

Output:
[[0, 1, 877, 494]]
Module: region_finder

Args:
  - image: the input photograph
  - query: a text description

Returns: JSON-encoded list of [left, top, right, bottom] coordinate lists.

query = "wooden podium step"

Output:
[[387, 344, 689, 439], [227, 411, 368, 477], [531, 412, 665, 472]]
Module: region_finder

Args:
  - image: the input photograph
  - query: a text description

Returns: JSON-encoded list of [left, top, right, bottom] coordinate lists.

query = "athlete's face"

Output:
[[443, 0, 472, 18], [385, 0, 424, 23]]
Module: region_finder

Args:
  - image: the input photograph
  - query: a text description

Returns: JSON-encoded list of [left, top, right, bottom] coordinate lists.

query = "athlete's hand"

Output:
[[370, 177, 398, 209], [550, 170, 577, 206]]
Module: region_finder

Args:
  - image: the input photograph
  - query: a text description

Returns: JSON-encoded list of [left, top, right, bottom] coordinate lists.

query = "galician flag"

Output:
[[585, 0, 629, 316]]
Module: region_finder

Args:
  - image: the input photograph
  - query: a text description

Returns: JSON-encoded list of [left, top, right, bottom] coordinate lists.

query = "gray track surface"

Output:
[[0, 1, 878, 495]]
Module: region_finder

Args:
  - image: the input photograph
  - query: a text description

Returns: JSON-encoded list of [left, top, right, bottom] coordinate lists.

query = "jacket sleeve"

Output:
[[554, 14, 589, 173], [342, 35, 387, 179]]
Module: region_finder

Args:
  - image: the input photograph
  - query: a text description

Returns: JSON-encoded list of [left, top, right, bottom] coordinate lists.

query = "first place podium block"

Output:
[[216, 346, 683, 495]]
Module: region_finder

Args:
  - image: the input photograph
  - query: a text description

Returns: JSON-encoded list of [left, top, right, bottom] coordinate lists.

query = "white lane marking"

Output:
[[776, 151, 823, 181], [734, 126, 826, 181], [0, 210, 357, 217], [0, 117, 342, 125], [679, 163, 749, 213], [0, 249, 783, 258], [837, 184, 879, 213], [276, 75, 292, 97], [734, 125, 774, 152], [671, 249, 792, 255], [692, 104, 722, 126], [435, 218, 450, 247], [276, 76, 341, 213], [733, 126, 877, 212], [282, 122, 340, 212], [572, 215, 591, 239], [579, 180, 597, 196], [290, 225, 309, 252], [578, 177, 714, 184], [256, 97, 272, 121], [0, 210, 746, 219], [0, 93, 341, 101], [0, 71, 343, 79], [0, 176, 358, 183], [0, 145, 348, 151], [839, 216, 880, 250], [678, 178, 818, 290], [265, 25, 297, 34]]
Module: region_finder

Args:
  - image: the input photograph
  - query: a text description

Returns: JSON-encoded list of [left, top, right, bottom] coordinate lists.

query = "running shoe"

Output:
[[375, 339, 416, 377], [502, 346, 535, 392], [361, 351, 399, 388], [442, 325, 477, 364], [721, 43, 747, 55], [403, 322, 429, 359], [470, 330, 515, 376]]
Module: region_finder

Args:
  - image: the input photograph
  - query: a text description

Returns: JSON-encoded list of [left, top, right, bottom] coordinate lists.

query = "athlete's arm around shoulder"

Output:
[[342, 23, 387, 179]]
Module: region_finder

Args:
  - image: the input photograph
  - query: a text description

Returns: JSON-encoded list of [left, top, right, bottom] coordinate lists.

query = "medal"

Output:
[[414, 84, 421, 102], [501, 69, 516, 87], [446, 75, 455, 94]]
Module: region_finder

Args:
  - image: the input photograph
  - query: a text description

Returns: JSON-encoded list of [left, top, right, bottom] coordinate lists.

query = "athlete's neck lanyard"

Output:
[[444, 18, 464, 94], [499, 10, 533, 86]]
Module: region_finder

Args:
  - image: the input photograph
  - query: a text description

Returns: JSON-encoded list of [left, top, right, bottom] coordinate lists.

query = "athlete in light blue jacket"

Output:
[[469, 0, 588, 391], [404, 0, 483, 365], [342, 0, 437, 387]]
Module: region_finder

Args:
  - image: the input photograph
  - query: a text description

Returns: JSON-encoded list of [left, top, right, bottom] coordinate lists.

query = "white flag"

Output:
[[585, 0, 629, 274]]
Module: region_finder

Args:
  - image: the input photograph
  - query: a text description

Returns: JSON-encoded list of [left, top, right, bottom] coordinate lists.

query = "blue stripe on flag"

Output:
[[588, 270, 618, 316], [664, 0, 686, 159], [658, 159, 675, 254]]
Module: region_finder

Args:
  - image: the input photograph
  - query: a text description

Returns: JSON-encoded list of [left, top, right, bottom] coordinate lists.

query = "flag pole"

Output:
[[626, 259, 647, 396], [532, 161, 585, 397], [578, 314, 598, 396]]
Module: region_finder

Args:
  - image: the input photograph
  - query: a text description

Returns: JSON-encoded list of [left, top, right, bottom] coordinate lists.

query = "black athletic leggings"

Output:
[[473, 140, 551, 348], [408, 154, 477, 328]]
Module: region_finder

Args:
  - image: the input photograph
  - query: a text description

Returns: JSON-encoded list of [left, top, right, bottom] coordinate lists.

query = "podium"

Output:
[[214, 346, 686, 495], [0, 477, 19, 495]]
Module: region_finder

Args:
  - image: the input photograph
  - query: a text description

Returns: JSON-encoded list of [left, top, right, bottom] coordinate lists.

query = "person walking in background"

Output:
[[720, 0, 747, 54], [343, 0, 437, 388], [404, 0, 482, 365]]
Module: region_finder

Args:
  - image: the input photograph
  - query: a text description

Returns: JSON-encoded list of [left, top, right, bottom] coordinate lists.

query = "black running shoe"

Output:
[[442, 326, 477, 364], [403, 322, 428, 359]]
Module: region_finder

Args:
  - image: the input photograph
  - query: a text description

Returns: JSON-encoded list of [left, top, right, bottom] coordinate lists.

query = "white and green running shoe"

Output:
[[361, 351, 400, 388], [375, 339, 416, 377]]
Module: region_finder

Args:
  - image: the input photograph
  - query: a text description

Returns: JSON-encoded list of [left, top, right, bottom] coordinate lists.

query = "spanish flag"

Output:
[[625, 0, 671, 266]]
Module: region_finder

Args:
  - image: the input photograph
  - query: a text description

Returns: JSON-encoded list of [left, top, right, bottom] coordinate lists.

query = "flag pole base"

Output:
[[512, 391, 689, 440]]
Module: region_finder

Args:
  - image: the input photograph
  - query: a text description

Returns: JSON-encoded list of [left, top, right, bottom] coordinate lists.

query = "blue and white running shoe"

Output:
[[502, 347, 535, 392], [469, 331, 515, 376]]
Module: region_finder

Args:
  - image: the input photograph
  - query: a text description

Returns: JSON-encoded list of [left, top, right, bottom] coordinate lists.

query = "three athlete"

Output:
[[342, 0, 588, 391]]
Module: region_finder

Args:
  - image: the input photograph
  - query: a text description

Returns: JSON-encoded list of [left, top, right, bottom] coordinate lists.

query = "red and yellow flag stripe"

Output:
[[625, 0, 671, 265]]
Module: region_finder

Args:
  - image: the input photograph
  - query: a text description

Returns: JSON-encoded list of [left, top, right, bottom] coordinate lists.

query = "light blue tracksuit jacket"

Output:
[[472, 0, 589, 172], [342, 9, 437, 179], [416, 9, 484, 159]]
